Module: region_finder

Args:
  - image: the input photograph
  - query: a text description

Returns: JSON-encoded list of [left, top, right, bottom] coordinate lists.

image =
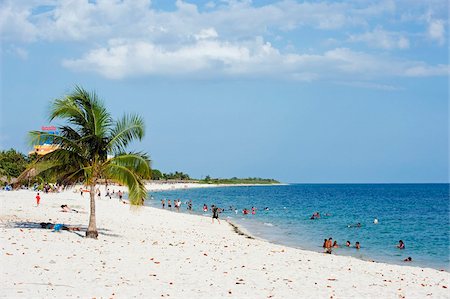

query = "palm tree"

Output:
[[25, 86, 151, 239]]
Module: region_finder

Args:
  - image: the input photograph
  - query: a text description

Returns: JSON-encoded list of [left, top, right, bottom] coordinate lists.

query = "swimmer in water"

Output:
[[355, 241, 361, 249], [397, 240, 405, 249], [348, 222, 362, 228], [373, 218, 379, 224], [403, 256, 412, 262], [346, 240, 351, 247]]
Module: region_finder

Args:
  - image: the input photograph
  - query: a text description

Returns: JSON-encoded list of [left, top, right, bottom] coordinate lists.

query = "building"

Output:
[[29, 126, 60, 156]]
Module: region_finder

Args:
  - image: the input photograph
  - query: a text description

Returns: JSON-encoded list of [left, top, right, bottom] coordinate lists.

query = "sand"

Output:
[[1, 186, 449, 298]]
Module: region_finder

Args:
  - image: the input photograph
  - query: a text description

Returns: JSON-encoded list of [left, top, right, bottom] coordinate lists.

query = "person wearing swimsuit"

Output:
[[211, 205, 221, 224]]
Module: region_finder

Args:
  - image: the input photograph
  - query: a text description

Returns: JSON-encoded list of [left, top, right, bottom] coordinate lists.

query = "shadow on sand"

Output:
[[4, 221, 122, 238]]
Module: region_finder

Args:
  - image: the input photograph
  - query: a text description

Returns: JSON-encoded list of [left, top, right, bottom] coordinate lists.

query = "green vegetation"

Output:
[[150, 169, 191, 181], [23, 86, 151, 239], [200, 176, 280, 185], [149, 170, 279, 184], [0, 149, 29, 181]]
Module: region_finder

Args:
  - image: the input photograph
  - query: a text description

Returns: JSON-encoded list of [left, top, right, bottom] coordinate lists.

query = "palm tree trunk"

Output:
[[86, 183, 98, 239]]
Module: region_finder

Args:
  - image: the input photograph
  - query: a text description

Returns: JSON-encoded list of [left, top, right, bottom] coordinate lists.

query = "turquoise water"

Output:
[[146, 184, 449, 271]]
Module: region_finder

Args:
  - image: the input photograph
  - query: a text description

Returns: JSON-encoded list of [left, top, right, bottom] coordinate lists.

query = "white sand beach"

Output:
[[1, 186, 449, 298]]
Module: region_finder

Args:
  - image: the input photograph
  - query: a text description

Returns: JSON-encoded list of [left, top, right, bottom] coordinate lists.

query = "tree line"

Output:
[[0, 152, 278, 185]]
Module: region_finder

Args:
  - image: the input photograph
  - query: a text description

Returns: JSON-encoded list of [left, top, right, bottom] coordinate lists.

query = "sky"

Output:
[[0, 0, 448, 183]]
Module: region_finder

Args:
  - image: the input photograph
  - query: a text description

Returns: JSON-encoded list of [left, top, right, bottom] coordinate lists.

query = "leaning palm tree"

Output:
[[25, 86, 151, 239]]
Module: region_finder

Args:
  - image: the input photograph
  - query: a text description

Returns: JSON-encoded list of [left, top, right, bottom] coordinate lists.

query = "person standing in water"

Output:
[[397, 240, 405, 249], [324, 237, 333, 254], [211, 205, 221, 224]]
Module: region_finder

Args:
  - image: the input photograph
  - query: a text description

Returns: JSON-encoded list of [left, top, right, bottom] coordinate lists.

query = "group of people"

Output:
[[322, 236, 410, 262], [323, 238, 361, 254], [104, 188, 123, 200], [161, 199, 192, 212]]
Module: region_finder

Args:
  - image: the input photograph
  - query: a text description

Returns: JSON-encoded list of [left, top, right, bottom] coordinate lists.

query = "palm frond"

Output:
[[108, 114, 145, 154], [106, 152, 151, 179], [105, 164, 147, 205]]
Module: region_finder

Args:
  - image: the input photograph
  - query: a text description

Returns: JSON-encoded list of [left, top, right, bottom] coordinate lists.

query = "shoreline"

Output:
[[149, 204, 449, 273], [148, 183, 449, 272], [1, 188, 448, 298]]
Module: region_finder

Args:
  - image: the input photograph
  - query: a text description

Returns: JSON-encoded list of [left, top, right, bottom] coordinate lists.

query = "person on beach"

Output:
[[243, 209, 249, 215], [39, 222, 80, 231], [251, 207, 256, 215], [80, 187, 83, 197], [61, 205, 79, 213], [324, 238, 333, 254], [322, 239, 327, 249], [168, 199, 172, 209], [355, 241, 361, 249], [333, 241, 339, 248], [118, 190, 123, 201], [161, 199, 165, 208], [346, 240, 351, 247], [175, 200, 181, 212], [188, 200, 192, 211], [203, 204, 208, 212], [211, 205, 221, 224], [35, 192, 41, 206], [397, 240, 405, 249]]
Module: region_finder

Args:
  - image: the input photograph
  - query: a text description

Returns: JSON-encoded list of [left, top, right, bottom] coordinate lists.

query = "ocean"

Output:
[[145, 184, 450, 271]]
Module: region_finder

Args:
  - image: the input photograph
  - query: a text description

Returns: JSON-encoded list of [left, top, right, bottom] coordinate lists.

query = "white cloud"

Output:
[[0, 1, 37, 42], [1, 0, 448, 82], [334, 81, 403, 91], [0, 0, 408, 44], [194, 28, 218, 40], [349, 27, 410, 50], [63, 36, 449, 80], [8, 46, 29, 60], [427, 19, 445, 44]]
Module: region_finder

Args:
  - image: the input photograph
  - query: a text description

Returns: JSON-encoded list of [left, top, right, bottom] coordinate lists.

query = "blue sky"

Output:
[[0, 0, 448, 183]]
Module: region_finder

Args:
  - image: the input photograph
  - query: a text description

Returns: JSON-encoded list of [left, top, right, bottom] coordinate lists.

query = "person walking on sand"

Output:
[[36, 192, 41, 206], [211, 205, 221, 224]]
